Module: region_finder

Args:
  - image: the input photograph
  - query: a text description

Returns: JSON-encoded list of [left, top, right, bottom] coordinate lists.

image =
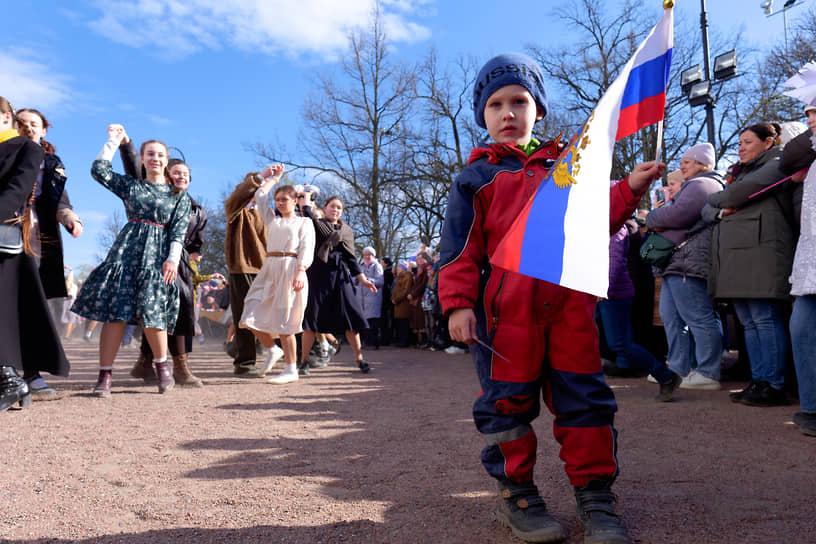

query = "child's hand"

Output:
[[628, 161, 666, 194], [449, 308, 477, 344], [293, 269, 306, 291], [261, 163, 285, 182]]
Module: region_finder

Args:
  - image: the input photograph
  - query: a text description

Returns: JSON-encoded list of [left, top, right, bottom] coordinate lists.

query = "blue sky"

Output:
[[1, 0, 802, 271]]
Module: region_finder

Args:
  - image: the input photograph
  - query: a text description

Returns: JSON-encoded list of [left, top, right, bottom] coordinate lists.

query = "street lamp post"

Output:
[[699, 0, 716, 146], [761, 0, 805, 58], [679, 0, 739, 148]]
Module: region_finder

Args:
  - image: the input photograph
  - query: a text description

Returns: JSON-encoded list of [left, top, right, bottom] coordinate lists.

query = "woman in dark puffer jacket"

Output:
[[646, 143, 724, 391]]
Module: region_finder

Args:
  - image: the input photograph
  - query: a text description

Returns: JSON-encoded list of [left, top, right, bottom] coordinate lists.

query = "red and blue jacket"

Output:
[[439, 140, 644, 315]]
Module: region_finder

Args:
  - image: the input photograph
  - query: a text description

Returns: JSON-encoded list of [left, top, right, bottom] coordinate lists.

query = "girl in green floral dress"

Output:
[[72, 125, 191, 397]]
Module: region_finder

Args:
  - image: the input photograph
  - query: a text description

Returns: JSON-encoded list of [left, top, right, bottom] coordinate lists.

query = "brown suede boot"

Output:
[[129, 352, 157, 383], [172, 354, 203, 387]]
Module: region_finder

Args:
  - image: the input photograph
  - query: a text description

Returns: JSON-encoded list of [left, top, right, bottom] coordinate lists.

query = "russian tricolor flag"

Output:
[[490, 7, 673, 298]]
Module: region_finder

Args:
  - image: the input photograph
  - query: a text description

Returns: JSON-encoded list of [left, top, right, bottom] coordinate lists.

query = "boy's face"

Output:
[[483, 84, 543, 146], [807, 110, 816, 135]]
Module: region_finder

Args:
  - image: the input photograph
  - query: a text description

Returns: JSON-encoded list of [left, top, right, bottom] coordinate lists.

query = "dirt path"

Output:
[[1, 339, 812, 543]]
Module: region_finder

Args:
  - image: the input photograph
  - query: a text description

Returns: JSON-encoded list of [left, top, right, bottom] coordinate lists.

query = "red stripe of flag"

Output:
[[615, 92, 667, 141], [490, 196, 534, 273]]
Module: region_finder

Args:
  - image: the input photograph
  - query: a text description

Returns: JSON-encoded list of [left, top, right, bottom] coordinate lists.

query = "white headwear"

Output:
[[779, 121, 808, 145], [681, 143, 715, 169], [783, 61, 816, 112]]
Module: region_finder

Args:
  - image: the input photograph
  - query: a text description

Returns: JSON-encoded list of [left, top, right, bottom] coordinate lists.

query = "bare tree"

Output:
[[253, 7, 415, 258], [528, 0, 703, 181], [195, 193, 228, 277], [748, 8, 816, 125], [95, 208, 125, 263], [401, 51, 480, 252]]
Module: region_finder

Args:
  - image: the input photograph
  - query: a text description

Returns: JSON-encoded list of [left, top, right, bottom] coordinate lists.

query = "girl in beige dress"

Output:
[[239, 164, 315, 384]]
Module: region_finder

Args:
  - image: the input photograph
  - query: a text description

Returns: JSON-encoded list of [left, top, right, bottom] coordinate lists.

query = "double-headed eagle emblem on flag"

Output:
[[553, 112, 594, 189]]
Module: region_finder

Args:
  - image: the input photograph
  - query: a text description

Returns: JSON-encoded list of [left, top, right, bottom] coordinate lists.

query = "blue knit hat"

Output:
[[473, 52, 548, 129]]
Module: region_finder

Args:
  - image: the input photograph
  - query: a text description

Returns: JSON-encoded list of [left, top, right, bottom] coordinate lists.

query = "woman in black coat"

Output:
[[16, 109, 84, 298], [118, 135, 222, 386], [299, 195, 376, 373], [16, 108, 83, 400], [0, 97, 69, 411]]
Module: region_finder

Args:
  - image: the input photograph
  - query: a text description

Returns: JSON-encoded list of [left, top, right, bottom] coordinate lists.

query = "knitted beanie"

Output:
[[473, 52, 548, 129], [362, 246, 376, 257], [681, 142, 715, 169]]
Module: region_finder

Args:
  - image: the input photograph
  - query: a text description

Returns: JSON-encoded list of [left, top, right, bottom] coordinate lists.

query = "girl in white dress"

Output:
[[239, 164, 315, 384]]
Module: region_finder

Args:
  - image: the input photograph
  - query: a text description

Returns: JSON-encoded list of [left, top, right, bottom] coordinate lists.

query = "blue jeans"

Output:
[[121, 324, 137, 346], [659, 275, 723, 380], [732, 299, 789, 389], [790, 295, 816, 413], [597, 298, 674, 383]]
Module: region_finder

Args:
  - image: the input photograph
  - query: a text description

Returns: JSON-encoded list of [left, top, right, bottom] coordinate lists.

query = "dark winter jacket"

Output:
[[706, 146, 796, 301], [645, 170, 724, 280], [35, 153, 75, 298], [779, 129, 814, 225], [0, 134, 43, 225], [607, 224, 635, 300]]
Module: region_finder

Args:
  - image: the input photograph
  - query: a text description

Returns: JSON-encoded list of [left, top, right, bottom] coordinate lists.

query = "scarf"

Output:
[[0, 129, 21, 144]]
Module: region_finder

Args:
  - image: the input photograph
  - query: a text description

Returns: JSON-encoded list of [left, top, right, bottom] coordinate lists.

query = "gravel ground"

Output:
[[1, 338, 813, 544]]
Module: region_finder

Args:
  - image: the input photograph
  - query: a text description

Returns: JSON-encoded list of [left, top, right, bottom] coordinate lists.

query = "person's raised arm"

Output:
[[118, 129, 142, 179]]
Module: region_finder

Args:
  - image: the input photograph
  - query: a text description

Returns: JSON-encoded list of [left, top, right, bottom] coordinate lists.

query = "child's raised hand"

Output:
[[261, 163, 285, 182], [448, 308, 477, 344], [107, 124, 126, 144]]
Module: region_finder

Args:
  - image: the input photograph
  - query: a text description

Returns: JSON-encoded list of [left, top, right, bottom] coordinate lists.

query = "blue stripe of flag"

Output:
[[619, 49, 672, 111], [517, 173, 571, 283]]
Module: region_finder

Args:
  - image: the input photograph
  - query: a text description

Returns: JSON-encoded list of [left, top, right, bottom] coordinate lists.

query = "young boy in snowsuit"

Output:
[[438, 53, 664, 544]]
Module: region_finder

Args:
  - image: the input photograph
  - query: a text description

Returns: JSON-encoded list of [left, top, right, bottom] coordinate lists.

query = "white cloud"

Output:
[[86, 0, 432, 60], [146, 113, 174, 127], [0, 49, 73, 110]]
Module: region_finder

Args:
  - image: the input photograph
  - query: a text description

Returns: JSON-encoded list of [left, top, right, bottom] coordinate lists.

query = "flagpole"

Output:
[[656, 1, 672, 165], [654, 119, 664, 164]]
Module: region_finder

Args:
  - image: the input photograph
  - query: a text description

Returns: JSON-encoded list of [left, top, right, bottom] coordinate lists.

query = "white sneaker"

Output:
[[646, 374, 658, 383], [267, 370, 298, 384], [198, 334, 206, 344], [444, 346, 466, 355], [258, 345, 284, 377], [679, 370, 721, 390]]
